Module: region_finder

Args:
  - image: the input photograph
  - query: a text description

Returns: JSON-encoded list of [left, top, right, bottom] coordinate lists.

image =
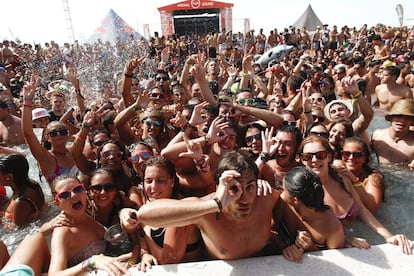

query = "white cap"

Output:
[[32, 108, 50, 120]]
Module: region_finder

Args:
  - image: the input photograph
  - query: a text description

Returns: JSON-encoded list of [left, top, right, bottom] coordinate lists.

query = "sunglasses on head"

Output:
[[342, 151, 365, 159], [89, 183, 117, 193], [55, 184, 85, 201], [145, 120, 162, 127], [301, 151, 328, 161], [310, 131, 329, 139], [151, 93, 165, 99], [101, 150, 122, 159], [48, 128, 68, 137], [129, 151, 153, 163], [312, 115, 325, 123], [245, 133, 262, 144], [282, 120, 297, 126], [237, 98, 255, 105], [155, 76, 169, 81]]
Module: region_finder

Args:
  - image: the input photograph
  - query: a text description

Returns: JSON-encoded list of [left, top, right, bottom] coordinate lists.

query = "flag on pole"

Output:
[[395, 4, 404, 27]]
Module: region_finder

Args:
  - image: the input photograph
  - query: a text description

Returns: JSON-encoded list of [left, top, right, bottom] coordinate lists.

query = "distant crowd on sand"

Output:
[[0, 22, 413, 275]]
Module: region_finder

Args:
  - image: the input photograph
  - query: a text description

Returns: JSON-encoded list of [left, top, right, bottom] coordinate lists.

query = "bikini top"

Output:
[[46, 153, 78, 184], [150, 228, 201, 253], [337, 200, 359, 221]]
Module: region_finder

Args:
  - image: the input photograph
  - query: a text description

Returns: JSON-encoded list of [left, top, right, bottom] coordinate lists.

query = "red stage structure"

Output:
[[158, 0, 234, 36]]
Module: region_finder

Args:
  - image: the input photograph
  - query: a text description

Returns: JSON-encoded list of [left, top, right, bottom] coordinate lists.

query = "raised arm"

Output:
[[21, 76, 53, 172], [121, 57, 145, 108]]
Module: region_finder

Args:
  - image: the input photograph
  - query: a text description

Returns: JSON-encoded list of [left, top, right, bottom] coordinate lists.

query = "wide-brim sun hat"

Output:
[[385, 99, 414, 124], [324, 100, 353, 121]]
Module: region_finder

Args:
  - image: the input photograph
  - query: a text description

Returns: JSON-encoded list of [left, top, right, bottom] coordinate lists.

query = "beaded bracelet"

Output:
[[124, 73, 133, 78]]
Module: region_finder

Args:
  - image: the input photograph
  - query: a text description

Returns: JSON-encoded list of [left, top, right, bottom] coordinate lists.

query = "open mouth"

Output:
[[72, 200, 83, 210]]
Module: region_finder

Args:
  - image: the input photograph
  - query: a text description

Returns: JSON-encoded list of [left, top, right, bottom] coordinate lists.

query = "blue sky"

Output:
[[2, 0, 414, 44]]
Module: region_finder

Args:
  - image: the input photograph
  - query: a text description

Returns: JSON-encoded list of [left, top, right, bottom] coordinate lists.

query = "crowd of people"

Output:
[[0, 22, 414, 275]]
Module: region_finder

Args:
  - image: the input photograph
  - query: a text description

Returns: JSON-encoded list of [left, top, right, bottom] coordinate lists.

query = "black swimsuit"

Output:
[[150, 228, 201, 253]]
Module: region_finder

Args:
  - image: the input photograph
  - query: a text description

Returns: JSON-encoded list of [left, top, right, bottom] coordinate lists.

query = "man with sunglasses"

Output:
[[154, 69, 171, 98]]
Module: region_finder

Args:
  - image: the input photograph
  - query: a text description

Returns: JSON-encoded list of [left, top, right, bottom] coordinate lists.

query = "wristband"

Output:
[[124, 73, 133, 78], [259, 152, 271, 163], [241, 72, 250, 77], [23, 103, 34, 108], [304, 110, 312, 114], [213, 196, 223, 220], [350, 91, 361, 99], [81, 123, 92, 130], [353, 181, 363, 187]]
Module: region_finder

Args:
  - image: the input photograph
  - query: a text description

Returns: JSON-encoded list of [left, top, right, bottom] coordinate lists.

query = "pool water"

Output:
[[0, 109, 412, 255]]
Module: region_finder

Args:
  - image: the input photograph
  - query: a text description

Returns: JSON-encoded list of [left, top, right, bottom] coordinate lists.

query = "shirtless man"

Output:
[[256, 29, 266, 54], [311, 26, 322, 53], [362, 60, 381, 105], [0, 99, 25, 146], [257, 125, 302, 190], [371, 34, 391, 62], [372, 99, 414, 168], [120, 151, 281, 260], [375, 66, 412, 111], [397, 62, 414, 90]]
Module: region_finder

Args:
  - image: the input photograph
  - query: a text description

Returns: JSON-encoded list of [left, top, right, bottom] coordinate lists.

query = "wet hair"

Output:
[[142, 156, 179, 199], [285, 166, 330, 211], [0, 155, 32, 196], [214, 151, 259, 185]]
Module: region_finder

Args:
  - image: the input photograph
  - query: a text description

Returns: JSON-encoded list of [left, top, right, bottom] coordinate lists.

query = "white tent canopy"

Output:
[[292, 4, 323, 32]]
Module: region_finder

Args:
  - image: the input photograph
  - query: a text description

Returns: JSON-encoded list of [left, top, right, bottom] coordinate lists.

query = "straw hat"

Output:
[[324, 100, 353, 121], [32, 108, 50, 120], [385, 99, 414, 123]]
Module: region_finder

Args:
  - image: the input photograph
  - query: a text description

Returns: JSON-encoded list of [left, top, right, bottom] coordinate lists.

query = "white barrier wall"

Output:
[[95, 243, 413, 276]]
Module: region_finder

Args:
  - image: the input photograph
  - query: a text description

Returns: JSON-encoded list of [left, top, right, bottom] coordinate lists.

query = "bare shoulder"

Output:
[[372, 128, 387, 139]]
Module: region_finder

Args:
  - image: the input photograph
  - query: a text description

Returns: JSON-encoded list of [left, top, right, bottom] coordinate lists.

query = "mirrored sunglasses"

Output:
[[145, 120, 162, 127], [128, 152, 153, 163], [55, 184, 85, 200], [237, 98, 255, 105]]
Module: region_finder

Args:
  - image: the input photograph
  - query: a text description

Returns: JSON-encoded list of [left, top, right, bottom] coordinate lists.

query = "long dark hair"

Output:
[[285, 166, 329, 211]]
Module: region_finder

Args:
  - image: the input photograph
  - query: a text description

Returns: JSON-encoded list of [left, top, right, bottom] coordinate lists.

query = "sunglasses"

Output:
[[101, 150, 122, 159], [55, 184, 85, 201], [282, 120, 297, 126], [89, 183, 117, 193], [237, 98, 255, 105], [93, 140, 107, 147], [155, 76, 169, 81], [318, 81, 330, 86], [151, 93, 165, 99], [311, 97, 325, 103], [342, 151, 365, 159], [145, 120, 162, 127], [310, 131, 329, 139], [48, 128, 68, 137], [129, 151, 153, 163], [312, 115, 325, 123], [245, 133, 261, 144], [301, 151, 328, 161]]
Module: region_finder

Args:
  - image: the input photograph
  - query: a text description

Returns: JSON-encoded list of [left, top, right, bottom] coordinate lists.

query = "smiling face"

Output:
[[341, 141, 367, 173], [213, 127, 237, 156], [89, 172, 118, 209], [329, 123, 346, 147], [144, 165, 174, 201], [273, 131, 297, 169], [99, 143, 123, 170], [301, 141, 331, 177]]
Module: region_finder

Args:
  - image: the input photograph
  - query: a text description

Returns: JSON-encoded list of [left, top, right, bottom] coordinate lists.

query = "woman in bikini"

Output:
[[0, 154, 45, 226], [121, 156, 201, 271], [298, 135, 412, 254], [21, 77, 78, 186], [279, 166, 345, 263], [0, 175, 131, 275], [333, 136, 386, 213]]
